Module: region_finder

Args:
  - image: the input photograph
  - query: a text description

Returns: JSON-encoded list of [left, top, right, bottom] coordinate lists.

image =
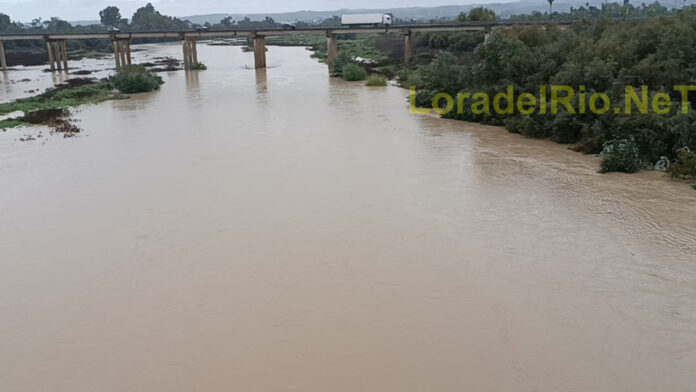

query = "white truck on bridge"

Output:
[[341, 14, 393, 27]]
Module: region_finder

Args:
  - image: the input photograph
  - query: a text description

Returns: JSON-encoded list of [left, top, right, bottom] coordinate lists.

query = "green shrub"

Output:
[[342, 63, 367, 81], [110, 65, 164, 93], [365, 75, 387, 86], [189, 62, 207, 70], [599, 139, 646, 173], [667, 148, 696, 179]]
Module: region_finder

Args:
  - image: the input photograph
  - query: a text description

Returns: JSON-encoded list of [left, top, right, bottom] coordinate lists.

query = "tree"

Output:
[[467, 7, 497, 21], [220, 16, 234, 27], [0, 13, 12, 31], [131, 3, 187, 31], [99, 6, 121, 27], [44, 17, 72, 32], [548, 0, 555, 17]]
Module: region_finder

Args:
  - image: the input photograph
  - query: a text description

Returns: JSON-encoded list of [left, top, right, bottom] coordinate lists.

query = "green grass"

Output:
[[365, 75, 388, 86], [0, 118, 27, 128], [0, 83, 116, 116], [0, 67, 163, 129]]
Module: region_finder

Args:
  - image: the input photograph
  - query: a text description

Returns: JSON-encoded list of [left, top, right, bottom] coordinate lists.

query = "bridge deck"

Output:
[[0, 22, 571, 41]]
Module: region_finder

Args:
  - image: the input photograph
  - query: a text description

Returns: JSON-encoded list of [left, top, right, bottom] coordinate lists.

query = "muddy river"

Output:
[[1, 43, 696, 391]]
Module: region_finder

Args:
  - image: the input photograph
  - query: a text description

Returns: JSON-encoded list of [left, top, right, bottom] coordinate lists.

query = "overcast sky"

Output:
[[0, 0, 504, 22]]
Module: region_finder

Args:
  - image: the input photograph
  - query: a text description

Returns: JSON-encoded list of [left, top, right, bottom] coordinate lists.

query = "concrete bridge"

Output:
[[0, 22, 568, 72]]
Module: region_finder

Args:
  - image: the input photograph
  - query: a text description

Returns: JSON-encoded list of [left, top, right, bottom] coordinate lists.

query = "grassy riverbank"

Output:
[[0, 80, 121, 128], [0, 67, 163, 129]]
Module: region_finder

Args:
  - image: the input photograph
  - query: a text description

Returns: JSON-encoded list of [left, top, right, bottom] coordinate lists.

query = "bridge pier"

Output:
[[484, 27, 492, 44], [253, 35, 266, 69], [0, 41, 7, 71], [404, 31, 412, 66], [182, 38, 198, 69], [46, 39, 68, 72], [113, 38, 131, 69], [326, 33, 338, 73]]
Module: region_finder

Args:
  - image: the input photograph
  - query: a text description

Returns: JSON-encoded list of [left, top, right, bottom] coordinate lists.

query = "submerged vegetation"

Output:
[[188, 62, 207, 70]]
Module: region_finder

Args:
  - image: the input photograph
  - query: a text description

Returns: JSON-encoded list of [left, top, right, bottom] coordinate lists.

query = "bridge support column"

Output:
[[113, 39, 121, 68], [60, 40, 68, 70], [0, 41, 7, 71], [53, 42, 63, 71], [326, 34, 337, 73], [118, 41, 126, 66], [125, 40, 132, 65], [113, 39, 131, 69], [253, 35, 266, 69], [182, 38, 198, 69], [47, 41, 55, 71], [404, 31, 412, 66], [46, 40, 68, 72]]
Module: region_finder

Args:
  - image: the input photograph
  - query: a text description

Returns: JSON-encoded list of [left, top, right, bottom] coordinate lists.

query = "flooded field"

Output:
[[1, 43, 696, 391]]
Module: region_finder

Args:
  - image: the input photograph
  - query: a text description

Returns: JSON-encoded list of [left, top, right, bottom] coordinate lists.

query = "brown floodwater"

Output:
[[1, 43, 696, 392]]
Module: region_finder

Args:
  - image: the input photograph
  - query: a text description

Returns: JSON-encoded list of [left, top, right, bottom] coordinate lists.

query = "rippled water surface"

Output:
[[1, 43, 696, 391]]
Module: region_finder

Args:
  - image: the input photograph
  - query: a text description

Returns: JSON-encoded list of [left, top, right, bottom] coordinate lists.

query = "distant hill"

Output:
[[70, 0, 681, 26], [179, 0, 611, 24]]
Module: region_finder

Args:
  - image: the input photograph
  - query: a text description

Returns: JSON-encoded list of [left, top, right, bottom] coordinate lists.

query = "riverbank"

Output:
[[0, 78, 122, 129]]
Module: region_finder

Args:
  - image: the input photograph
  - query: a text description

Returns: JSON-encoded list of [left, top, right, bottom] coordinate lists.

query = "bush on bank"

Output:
[[410, 9, 696, 178], [342, 63, 367, 81], [599, 139, 646, 173], [667, 148, 696, 179], [366, 75, 388, 86], [110, 65, 164, 93]]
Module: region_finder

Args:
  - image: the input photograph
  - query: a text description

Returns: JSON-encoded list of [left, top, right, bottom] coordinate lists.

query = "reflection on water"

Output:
[[255, 67, 267, 95], [185, 69, 200, 90], [1, 43, 695, 392]]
